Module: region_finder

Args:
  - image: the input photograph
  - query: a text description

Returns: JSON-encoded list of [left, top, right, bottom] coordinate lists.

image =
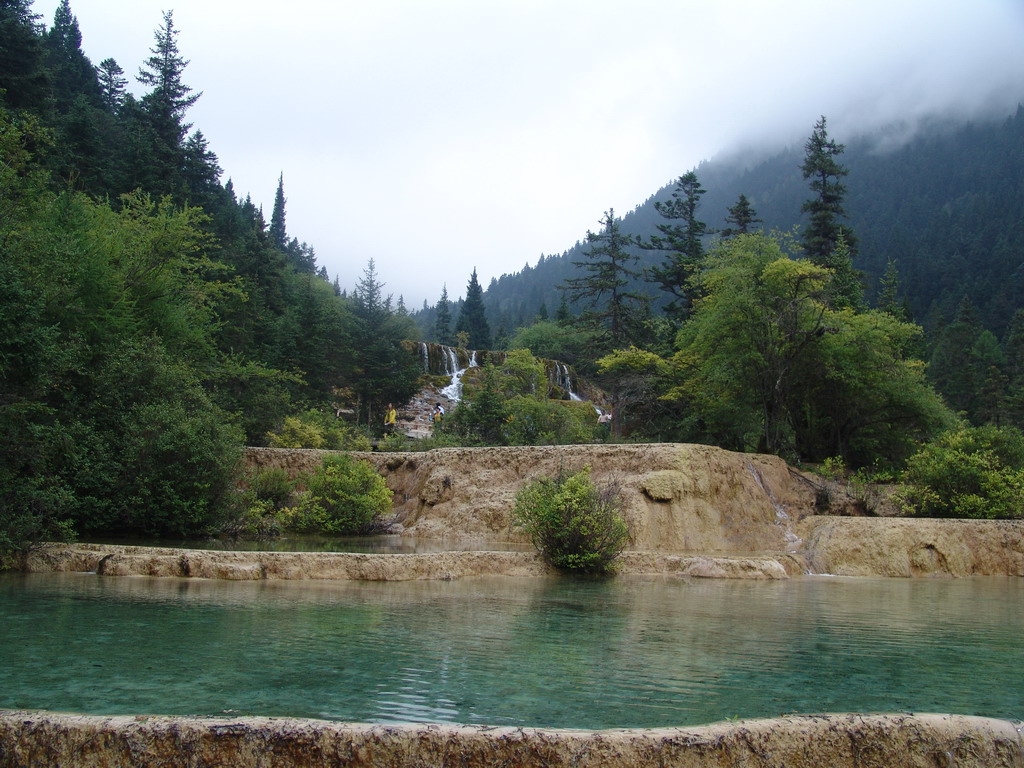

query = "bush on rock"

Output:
[[284, 455, 392, 534], [512, 467, 629, 573]]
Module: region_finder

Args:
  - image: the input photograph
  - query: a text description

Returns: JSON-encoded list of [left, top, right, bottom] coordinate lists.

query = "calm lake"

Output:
[[1, 571, 1021, 729]]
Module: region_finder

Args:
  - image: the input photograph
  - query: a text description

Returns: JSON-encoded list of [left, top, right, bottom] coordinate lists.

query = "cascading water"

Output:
[[441, 350, 478, 402], [556, 362, 584, 401]]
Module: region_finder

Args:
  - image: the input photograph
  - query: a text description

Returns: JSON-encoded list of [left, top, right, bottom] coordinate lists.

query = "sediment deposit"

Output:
[[2, 711, 1022, 768]]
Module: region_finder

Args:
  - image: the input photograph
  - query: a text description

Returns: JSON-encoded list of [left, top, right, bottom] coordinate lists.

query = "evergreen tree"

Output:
[[801, 116, 862, 308], [96, 58, 126, 111], [0, 0, 49, 111], [269, 172, 287, 250], [181, 129, 222, 206], [640, 171, 709, 322], [44, 0, 100, 108], [349, 259, 421, 426], [721, 193, 761, 237], [561, 209, 647, 351], [434, 285, 454, 345], [930, 296, 985, 418], [876, 258, 905, 317], [1002, 309, 1024, 428], [136, 10, 200, 192], [455, 268, 491, 349]]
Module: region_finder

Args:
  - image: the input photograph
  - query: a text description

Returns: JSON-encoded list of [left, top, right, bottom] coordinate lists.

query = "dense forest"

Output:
[[3, 0, 1022, 557], [446, 108, 1024, 337], [0, 1, 423, 550], [421, 105, 1024, 441]]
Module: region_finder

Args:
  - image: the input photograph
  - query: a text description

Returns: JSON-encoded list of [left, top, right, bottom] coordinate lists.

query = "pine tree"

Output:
[[44, 0, 100, 108], [640, 171, 709, 322], [96, 58, 127, 111], [561, 209, 647, 350], [1002, 309, 1024, 428], [434, 285, 454, 345], [930, 296, 985, 418], [455, 269, 491, 349], [137, 11, 201, 153], [721, 193, 761, 238], [800, 116, 862, 308], [0, 0, 49, 111], [269, 173, 287, 250]]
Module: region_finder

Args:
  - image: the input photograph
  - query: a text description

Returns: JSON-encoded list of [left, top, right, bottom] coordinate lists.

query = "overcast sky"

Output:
[[38, 0, 1024, 307]]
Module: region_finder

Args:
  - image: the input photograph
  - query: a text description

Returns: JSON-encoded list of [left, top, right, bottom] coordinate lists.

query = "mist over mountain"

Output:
[[426, 103, 1024, 342]]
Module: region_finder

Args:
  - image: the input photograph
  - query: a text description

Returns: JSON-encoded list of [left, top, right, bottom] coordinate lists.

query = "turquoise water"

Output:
[[1, 572, 1021, 729]]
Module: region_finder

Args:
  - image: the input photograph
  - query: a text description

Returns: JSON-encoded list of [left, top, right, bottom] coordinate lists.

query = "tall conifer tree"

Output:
[[137, 11, 200, 151], [721, 193, 761, 238], [455, 269, 491, 349], [269, 173, 287, 250], [640, 171, 709, 322], [800, 116, 862, 308], [561, 209, 647, 350], [434, 285, 454, 345]]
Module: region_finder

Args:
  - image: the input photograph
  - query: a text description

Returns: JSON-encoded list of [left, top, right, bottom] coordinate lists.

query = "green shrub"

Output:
[[246, 467, 295, 509], [221, 498, 283, 539], [266, 410, 372, 451], [895, 425, 1024, 519], [512, 467, 629, 573], [284, 454, 392, 534]]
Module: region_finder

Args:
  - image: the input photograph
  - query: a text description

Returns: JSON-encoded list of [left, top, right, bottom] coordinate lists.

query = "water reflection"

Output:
[[0, 573, 1021, 729]]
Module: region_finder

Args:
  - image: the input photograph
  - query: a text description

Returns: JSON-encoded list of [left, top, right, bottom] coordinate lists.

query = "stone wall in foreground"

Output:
[[2, 711, 1022, 768]]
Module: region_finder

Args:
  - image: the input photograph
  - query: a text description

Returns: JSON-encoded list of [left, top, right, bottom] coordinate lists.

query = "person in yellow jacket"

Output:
[[384, 403, 397, 434]]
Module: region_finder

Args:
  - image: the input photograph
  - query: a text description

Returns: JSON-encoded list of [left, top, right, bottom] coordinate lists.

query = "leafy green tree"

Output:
[[801, 116, 862, 309], [561, 209, 647, 352], [455, 268, 491, 349], [669, 233, 951, 463], [640, 171, 710, 321], [595, 346, 672, 439], [896, 426, 1024, 519], [721, 193, 762, 238], [440, 363, 510, 444], [508, 320, 596, 371], [1002, 309, 1024, 428]]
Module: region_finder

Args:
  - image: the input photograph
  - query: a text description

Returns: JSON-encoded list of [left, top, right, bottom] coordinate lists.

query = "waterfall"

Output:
[[555, 362, 582, 401], [443, 346, 459, 377], [419, 342, 430, 372], [441, 349, 480, 402]]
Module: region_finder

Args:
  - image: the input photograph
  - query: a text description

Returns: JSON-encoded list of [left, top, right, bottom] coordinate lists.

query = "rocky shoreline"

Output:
[[2, 711, 1022, 768]]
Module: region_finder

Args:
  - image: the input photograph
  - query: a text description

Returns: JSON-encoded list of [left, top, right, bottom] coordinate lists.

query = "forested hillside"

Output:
[[3, 0, 1022, 556], [464, 107, 1024, 340], [1, 1, 422, 549]]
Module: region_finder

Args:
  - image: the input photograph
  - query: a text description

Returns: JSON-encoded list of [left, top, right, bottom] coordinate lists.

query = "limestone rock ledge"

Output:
[[23, 543, 800, 581], [1, 711, 1021, 768]]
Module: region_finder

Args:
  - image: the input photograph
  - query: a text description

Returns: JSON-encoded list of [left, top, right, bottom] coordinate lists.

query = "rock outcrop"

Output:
[[3, 711, 1022, 768], [241, 443, 1024, 578], [248, 444, 815, 554]]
